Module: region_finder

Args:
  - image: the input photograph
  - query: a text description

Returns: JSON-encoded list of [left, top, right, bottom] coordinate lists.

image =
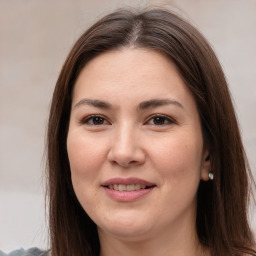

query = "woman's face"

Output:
[[67, 48, 210, 241]]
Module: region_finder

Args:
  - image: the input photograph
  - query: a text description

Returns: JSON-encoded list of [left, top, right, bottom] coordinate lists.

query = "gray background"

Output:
[[0, 0, 255, 252]]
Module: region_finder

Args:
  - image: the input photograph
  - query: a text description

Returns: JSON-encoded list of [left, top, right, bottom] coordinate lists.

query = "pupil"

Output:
[[154, 116, 165, 125], [93, 116, 104, 125]]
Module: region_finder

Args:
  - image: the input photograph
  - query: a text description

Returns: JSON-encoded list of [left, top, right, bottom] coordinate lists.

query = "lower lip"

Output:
[[103, 187, 154, 202]]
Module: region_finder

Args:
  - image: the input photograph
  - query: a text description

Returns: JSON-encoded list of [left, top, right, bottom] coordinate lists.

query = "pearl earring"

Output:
[[208, 170, 214, 180]]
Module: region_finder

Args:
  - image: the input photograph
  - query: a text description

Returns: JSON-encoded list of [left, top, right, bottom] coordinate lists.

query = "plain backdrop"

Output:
[[0, 0, 256, 253]]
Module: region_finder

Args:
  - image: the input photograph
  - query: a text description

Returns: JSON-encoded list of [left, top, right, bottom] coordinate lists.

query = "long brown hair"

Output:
[[46, 8, 255, 256]]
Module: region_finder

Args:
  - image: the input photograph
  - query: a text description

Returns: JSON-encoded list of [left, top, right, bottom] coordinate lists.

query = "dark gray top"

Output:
[[0, 248, 50, 256]]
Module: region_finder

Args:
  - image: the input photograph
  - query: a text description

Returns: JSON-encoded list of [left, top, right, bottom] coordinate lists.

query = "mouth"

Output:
[[101, 177, 156, 202], [105, 184, 154, 191]]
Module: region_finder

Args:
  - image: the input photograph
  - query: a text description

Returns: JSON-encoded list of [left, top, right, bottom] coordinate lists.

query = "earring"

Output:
[[208, 169, 214, 180]]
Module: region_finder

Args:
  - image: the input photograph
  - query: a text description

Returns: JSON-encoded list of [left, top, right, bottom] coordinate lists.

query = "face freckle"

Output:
[[67, 48, 210, 241]]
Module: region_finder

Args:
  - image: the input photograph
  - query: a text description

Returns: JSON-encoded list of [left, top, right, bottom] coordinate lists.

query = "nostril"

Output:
[[110, 159, 139, 167], [107, 146, 146, 167]]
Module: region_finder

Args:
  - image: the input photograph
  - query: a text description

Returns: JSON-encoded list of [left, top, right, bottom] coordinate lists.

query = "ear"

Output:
[[200, 147, 211, 181]]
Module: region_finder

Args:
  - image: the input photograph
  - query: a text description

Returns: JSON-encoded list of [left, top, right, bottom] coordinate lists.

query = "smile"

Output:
[[102, 177, 156, 202], [107, 184, 148, 191]]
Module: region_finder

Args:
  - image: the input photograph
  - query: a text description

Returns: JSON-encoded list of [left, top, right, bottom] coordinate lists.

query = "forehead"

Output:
[[76, 48, 180, 82], [72, 48, 194, 109]]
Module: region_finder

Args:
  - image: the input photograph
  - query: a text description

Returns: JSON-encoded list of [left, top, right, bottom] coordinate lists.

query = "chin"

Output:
[[97, 215, 152, 240]]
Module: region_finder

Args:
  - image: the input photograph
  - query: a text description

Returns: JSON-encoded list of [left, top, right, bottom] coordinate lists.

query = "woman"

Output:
[[2, 7, 255, 256], [46, 8, 255, 256]]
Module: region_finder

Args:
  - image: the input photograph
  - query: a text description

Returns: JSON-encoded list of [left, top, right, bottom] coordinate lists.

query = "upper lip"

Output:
[[101, 177, 155, 187]]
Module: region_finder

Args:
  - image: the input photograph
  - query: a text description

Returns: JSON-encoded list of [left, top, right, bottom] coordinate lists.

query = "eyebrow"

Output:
[[73, 98, 184, 110], [138, 98, 184, 110], [74, 98, 112, 109]]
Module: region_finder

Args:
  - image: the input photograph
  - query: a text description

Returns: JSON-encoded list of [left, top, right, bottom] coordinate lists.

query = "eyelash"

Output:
[[79, 115, 110, 125], [79, 114, 175, 126], [145, 114, 176, 126]]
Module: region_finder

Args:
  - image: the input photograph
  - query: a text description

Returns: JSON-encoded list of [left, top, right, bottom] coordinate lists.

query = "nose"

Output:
[[107, 124, 146, 167]]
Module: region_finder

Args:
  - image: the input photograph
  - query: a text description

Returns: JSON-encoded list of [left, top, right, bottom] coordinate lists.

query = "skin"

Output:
[[67, 48, 211, 256]]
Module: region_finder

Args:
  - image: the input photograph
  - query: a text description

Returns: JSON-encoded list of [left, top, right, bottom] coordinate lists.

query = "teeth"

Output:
[[108, 184, 147, 191], [135, 184, 140, 190], [119, 184, 126, 191], [127, 184, 135, 191]]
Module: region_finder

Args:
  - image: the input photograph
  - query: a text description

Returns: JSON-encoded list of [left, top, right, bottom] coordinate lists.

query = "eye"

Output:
[[146, 114, 175, 126], [80, 115, 110, 125]]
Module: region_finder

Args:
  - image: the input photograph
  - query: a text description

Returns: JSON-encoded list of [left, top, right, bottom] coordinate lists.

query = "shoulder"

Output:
[[0, 248, 50, 256]]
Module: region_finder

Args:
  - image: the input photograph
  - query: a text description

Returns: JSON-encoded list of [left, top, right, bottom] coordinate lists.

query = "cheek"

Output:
[[150, 134, 203, 216], [67, 132, 107, 211], [150, 133, 203, 183], [67, 132, 108, 206], [67, 131, 107, 179]]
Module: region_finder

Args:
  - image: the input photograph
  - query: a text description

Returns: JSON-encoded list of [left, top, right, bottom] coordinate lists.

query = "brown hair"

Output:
[[46, 8, 255, 256]]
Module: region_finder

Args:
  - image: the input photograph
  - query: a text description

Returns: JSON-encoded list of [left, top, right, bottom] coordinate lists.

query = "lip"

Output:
[[101, 177, 156, 202], [101, 177, 155, 187]]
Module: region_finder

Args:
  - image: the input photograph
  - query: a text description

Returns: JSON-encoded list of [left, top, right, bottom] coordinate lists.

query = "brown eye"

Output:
[[91, 116, 105, 125], [153, 116, 167, 125], [146, 115, 175, 126], [81, 115, 110, 125]]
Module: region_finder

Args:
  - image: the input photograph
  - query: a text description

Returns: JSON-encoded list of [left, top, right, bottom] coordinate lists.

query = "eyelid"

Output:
[[144, 114, 176, 125], [79, 114, 111, 125], [78, 113, 175, 126]]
